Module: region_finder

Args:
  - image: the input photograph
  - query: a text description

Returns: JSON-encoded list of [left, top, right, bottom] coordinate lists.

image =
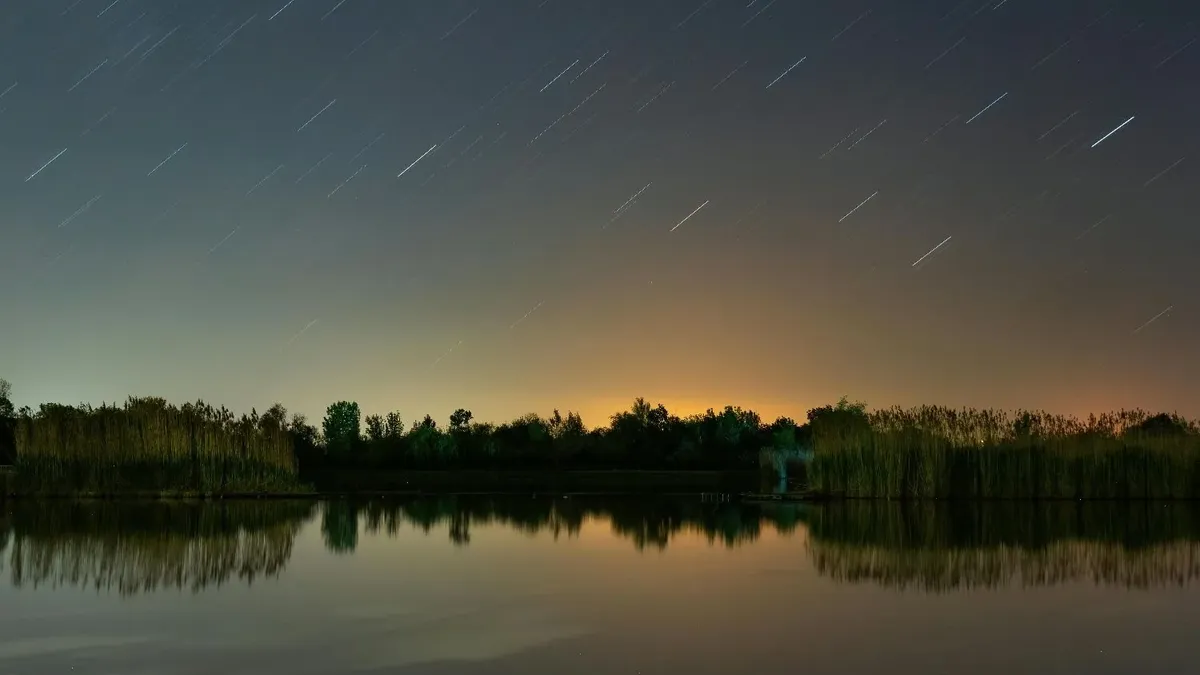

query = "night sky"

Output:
[[2, 0, 1198, 426]]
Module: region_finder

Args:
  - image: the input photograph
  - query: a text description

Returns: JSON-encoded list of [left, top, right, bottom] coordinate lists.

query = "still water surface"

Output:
[[1, 497, 1198, 674]]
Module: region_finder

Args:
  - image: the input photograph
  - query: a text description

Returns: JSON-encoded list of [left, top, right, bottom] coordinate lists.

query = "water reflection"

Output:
[[3, 497, 1200, 675], [341, 496, 802, 551], [4, 497, 1200, 595], [336, 497, 1200, 590], [806, 501, 1200, 591], [1, 500, 315, 595]]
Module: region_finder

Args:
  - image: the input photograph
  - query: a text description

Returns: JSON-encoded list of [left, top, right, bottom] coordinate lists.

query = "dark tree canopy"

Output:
[[449, 408, 473, 432], [1131, 413, 1191, 437], [0, 379, 16, 465], [322, 401, 361, 456], [0, 379, 13, 419]]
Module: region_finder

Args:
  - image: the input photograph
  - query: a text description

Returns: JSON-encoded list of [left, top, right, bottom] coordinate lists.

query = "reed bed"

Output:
[[13, 398, 299, 494], [808, 406, 1200, 499], [3, 500, 316, 595]]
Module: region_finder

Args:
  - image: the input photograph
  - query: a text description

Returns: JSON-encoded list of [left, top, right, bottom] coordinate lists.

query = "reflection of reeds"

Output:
[[4, 500, 315, 595], [807, 501, 1200, 591], [809, 406, 1200, 499], [809, 540, 1200, 591], [806, 500, 1200, 549]]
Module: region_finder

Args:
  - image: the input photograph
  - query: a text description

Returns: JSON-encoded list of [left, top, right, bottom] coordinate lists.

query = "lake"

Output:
[[2, 496, 1199, 674]]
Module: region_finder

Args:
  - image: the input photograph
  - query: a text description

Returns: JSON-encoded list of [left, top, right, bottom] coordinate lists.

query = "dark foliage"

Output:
[[6, 373, 1199, 500], [0, 418, 13, 467], [305, 397, 804, 473], [0, 379, 14, 465]]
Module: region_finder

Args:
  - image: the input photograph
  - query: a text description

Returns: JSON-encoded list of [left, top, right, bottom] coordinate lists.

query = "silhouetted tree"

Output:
[[548, 409, 587, 465], [454, 421, 496, 467], [0, 379, 13, 418], [609, 398, 675, 466], [322, 401, 361, 458], [407, 421, 456, 465], [449, 408, 473, 432], [0, 378, 14, 465], [260, 403, 288, 432], [384, 412, 404, 438], [1130, 413, 1191, 438], [807, 396, 870, 445], [364, 414, 386, 442], [288, 413, 320, 469]]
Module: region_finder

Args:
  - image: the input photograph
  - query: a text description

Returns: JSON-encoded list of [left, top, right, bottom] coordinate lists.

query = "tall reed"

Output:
[[808, 406, 1200, 499], [13, 397, 299, 494]]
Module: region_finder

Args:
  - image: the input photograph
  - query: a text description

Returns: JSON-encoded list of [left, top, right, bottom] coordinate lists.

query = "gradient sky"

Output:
[[1, 0, 1198, 427]]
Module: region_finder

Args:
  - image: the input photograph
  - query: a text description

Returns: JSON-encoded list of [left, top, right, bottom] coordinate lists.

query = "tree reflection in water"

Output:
[[4, 497, 1200, 595], [343, 496, 801, 552], [332, 496, 1200, 590]]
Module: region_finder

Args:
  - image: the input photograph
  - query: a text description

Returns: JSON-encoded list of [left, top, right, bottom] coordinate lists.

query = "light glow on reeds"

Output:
[[808, 406, 1200, 499], [13, 397, 299, 494]]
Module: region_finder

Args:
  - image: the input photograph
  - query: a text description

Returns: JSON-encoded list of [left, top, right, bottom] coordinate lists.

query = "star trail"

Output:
[[1, 0, 1197, 425]]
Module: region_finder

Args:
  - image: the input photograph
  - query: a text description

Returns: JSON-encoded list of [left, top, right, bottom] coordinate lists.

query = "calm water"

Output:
[[2, 497, 1199, 675]]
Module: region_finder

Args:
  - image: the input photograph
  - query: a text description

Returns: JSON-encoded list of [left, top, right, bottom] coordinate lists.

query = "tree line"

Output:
[[0, 377, 830, 486], [4, 374, 1198, 498], [305, 396, 821, 472]]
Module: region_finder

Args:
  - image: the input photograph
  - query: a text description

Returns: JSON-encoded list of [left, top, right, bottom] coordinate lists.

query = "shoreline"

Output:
[[0, 467, 766, 499], [8, 467, 1200, 502], [1, 490, 737, 500], [5, 489, 1200, 502]]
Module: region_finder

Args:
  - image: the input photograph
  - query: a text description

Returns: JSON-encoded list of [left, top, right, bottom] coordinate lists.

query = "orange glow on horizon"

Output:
[[576, 395, 820, 429]]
